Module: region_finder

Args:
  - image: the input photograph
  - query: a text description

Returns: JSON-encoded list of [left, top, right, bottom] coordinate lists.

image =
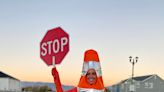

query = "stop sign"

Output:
[[40, 27, 69, 66]]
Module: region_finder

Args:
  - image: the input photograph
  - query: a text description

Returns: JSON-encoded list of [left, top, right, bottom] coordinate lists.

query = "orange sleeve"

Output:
[[52, 67, 63, 92]]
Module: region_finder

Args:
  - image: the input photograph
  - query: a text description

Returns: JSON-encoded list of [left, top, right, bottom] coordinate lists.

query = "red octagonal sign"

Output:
[[40, 27, 69, 66]]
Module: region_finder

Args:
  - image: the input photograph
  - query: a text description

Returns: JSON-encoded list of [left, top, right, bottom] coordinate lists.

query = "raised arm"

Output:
[[52, 67, 63, 92]]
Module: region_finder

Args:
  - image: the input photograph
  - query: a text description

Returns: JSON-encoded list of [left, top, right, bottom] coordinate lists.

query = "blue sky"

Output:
[[0, 0, 164, 86]]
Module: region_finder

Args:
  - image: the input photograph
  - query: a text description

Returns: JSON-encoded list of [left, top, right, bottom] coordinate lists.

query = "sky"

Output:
[[0, 0, 164, 87]]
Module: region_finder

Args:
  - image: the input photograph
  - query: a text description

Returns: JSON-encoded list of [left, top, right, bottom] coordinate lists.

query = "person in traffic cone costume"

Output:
[[77, 49, 105, 91], [52, 49, 105, 92]]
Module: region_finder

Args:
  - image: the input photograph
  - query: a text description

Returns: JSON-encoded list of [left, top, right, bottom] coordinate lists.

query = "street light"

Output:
[[129, 56, 138, 92]]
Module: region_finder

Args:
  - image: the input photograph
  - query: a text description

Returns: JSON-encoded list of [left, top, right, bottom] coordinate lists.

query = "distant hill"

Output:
[[21, 81, 74, 91]]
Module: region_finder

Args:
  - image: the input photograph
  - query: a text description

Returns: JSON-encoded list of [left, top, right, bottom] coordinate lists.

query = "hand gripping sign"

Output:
[[40, 27, 69, 66]]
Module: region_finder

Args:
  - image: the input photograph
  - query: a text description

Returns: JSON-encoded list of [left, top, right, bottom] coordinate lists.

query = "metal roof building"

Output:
[[0, 71, 21, 92], [111, 74, 164, 92]]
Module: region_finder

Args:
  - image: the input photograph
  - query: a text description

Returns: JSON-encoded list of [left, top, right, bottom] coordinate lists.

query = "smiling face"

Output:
[[86, 69, 97, 85]]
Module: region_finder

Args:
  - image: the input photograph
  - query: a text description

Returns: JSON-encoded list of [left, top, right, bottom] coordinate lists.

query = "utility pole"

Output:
[[129, 56, 138, 92]]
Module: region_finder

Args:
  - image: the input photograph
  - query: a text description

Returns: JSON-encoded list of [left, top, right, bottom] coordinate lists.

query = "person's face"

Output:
[[86, 69, 97, 85]]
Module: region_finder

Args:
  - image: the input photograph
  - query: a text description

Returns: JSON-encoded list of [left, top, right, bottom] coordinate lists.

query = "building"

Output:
[[0, 71, 21, 92], [111, 74, 164, 92]]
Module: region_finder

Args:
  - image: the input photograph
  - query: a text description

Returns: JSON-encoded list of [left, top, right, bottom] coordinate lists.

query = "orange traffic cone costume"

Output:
[[77, 49, 105, 91], [52, 49, 105, 92]]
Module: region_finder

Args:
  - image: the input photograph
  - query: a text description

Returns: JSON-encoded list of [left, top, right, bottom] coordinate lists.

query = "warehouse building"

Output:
[[0, 71, 21, 92], [111, 74, 164, 92]]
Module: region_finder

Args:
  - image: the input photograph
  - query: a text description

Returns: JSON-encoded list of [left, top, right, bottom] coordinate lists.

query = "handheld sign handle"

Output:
[[52, 56, 56, 68]]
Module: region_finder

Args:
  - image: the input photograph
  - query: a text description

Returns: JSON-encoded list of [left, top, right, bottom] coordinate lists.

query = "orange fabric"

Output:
[[78, 76, 104, 90], [84, 49, 100, 62]]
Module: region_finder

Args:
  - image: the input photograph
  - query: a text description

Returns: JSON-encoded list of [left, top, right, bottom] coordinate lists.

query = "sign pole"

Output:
[[52, 56, 56, 68]]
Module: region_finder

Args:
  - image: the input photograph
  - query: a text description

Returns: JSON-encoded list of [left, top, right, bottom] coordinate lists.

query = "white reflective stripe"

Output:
[[82, 61, 102, 76], [83, 61, 101, 70], [88, 62, 95, 69], [78, 87, 105, 92]]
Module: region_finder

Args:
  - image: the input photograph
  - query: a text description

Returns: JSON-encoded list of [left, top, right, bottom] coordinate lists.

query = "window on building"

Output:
[[144, 82, 153, 89], [136, 82, 140, 88], [149, 83, 153, 89]]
